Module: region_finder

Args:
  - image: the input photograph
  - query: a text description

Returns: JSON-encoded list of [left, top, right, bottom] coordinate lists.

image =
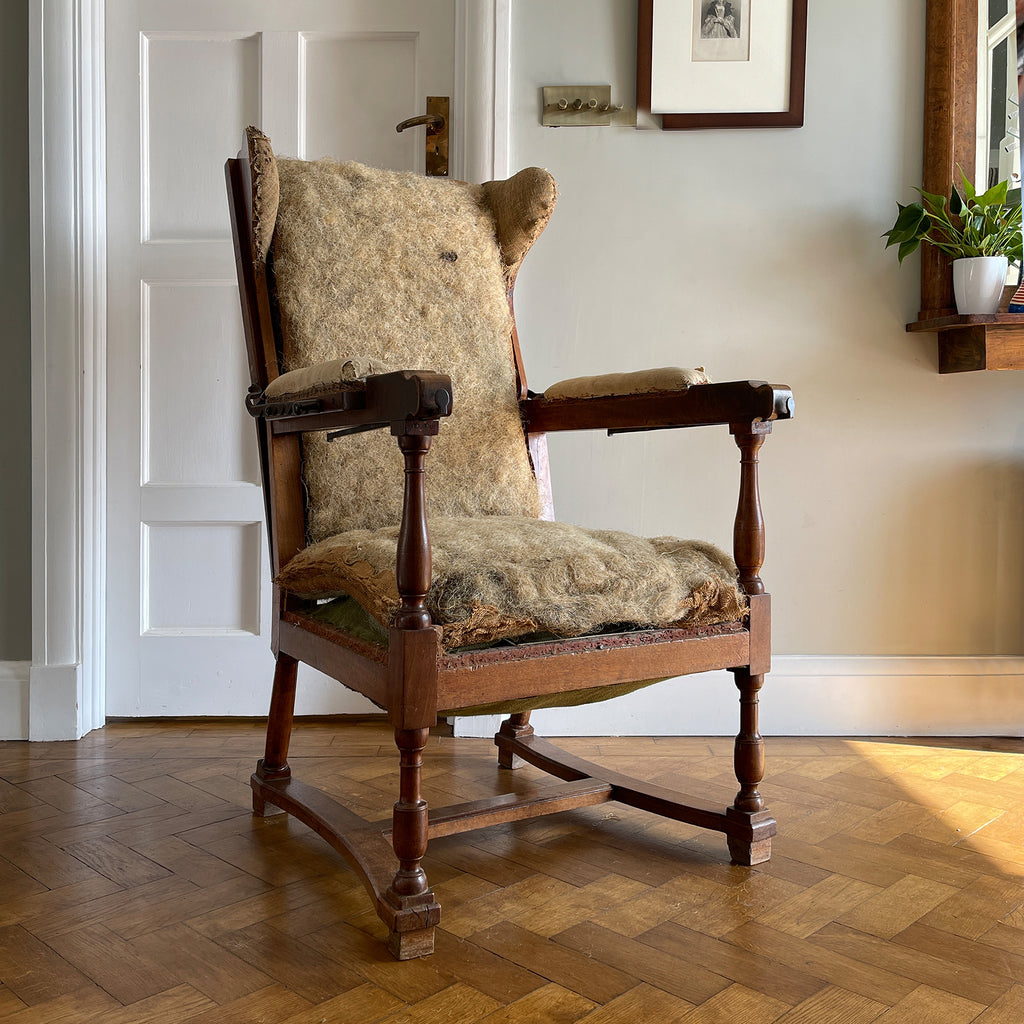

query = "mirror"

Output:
[[976, 1, 1023, 286], [976, 0, 1021, 193], [920, 0, 1024, 316]]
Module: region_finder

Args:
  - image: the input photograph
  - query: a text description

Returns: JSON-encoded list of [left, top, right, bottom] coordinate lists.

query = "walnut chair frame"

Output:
[[226, 154, 794, 959]]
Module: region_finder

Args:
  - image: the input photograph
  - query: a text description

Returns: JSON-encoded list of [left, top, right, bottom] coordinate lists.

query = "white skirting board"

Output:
[[0, 662, 30, 740], [449, 656, 1024, 738], [11, 656, 1023, 741]]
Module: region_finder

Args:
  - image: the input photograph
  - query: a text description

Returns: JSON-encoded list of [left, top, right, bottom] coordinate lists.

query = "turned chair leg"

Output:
[[726, 424, 775, 865], [384, 726, 438, 958], [497, 711, 533, 769], [252, 653, 297, 816], [388, 727, 431, 898], [726, 667, 773, 865]]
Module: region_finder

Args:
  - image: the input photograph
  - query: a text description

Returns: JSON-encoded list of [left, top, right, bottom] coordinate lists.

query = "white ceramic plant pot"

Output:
[[952, 256, 1008, 314]]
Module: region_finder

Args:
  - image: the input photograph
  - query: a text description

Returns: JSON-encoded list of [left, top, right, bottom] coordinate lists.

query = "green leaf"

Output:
[[918, 188, 949, 212], [976, 180, 1008, 207], [957, 167, 976, 201], [897, 238, 921, 263], [884, 202, 928, 244]]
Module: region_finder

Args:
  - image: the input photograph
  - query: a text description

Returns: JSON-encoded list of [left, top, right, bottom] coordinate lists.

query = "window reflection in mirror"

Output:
[[978, 0, 1019, 191], [977, 1, 1023, 283]]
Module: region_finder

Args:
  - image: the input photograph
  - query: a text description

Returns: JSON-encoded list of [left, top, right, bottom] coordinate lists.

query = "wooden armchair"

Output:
[[226, 128, 794, 959]]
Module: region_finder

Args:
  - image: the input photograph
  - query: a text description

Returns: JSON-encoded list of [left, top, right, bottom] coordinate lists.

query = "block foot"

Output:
[[727, 834, 772, 866]]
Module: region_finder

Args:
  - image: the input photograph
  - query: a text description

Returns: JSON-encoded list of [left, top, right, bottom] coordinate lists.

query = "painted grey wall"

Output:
[[0, 0, 32, 661], [510, 0, 1024, 662]]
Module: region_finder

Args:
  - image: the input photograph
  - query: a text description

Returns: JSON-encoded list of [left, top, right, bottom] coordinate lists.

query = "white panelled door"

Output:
[[105, 0, 458, 715]]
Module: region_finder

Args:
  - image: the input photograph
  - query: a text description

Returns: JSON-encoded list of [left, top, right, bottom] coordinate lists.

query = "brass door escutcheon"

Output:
[[396, 96, 449, 176]]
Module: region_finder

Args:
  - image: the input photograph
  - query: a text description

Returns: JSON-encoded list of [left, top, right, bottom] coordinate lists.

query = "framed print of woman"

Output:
[[639, 0, 807, 128], [702, 0, 739, 38], [693, 0, 750, 61]]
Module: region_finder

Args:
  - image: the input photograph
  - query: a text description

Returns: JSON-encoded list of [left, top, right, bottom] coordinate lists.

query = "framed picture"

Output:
[[637, 0, 807, 129]]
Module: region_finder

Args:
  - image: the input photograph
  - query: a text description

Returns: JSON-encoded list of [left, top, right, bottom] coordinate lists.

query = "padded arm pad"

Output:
[[544, 366, 711, 400], [263, 357, 419, 402]]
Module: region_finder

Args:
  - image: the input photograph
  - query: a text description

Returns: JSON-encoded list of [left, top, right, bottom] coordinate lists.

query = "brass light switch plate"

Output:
[[542, 86, 620, 126]]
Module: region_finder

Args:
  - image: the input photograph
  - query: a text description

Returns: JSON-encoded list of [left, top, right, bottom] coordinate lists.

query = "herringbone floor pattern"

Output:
[[0, 721, 1022, 1023]]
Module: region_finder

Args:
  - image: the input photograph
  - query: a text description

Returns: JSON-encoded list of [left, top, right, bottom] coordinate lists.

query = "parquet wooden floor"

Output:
[[0, 721, 1021, 1023]]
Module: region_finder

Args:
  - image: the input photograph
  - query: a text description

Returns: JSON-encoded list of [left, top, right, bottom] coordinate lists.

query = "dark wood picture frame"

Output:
[[637, 0, 807, 129]]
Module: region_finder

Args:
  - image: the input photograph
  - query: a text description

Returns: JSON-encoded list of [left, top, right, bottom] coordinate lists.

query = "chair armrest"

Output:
[[543, 366, 711, 400], [520, 380, 794, 434], [248, 369, 453, 436]]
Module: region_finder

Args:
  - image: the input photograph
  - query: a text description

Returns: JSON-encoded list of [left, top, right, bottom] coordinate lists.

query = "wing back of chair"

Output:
[[247, 129, 557, 543]]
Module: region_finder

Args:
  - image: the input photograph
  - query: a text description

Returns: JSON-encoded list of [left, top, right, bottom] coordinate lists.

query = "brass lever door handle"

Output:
[[395, 113, 445, 135], [395, 97, 449, 177]]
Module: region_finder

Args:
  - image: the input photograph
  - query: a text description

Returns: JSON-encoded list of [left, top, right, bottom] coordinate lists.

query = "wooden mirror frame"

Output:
[[919, 0, 979, 319]]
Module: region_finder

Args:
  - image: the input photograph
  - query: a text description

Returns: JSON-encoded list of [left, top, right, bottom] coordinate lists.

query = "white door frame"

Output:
[[28, 0, 511, 740], [28, 0, 107, 741]]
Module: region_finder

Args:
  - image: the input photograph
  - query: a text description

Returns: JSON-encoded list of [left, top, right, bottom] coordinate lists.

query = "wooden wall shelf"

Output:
[[906, 314, 1024, 373]]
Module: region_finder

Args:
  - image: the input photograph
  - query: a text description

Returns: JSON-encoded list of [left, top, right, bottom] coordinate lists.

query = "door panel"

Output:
[[142, 280, 258, 485], [301, 34, 418, 164], [143, 33, 261, 241], [142, 522, 262, 634], [106, 0, 456, 715]]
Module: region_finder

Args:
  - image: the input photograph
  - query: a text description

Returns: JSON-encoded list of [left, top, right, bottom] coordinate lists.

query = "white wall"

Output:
[[454, 0, 1024, 736]]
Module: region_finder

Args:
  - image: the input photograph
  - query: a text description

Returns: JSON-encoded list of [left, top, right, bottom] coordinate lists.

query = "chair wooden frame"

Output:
[[226, 153, 794, 959]]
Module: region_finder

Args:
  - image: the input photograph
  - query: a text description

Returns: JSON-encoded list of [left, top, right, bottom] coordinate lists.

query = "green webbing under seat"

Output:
[[308, 595, 670, 717], [310, 594, 390, 646], [438, 677, 667, 718]]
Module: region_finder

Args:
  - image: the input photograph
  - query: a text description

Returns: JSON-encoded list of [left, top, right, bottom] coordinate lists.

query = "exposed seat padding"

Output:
[[277, 515, 747, 650]]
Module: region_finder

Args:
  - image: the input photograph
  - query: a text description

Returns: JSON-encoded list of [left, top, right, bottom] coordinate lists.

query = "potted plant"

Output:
[[884, 171, 1023, 314]]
